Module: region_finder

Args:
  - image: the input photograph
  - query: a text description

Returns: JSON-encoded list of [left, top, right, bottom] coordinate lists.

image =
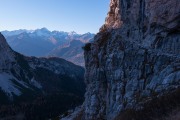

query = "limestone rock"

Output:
[[83, 0, 180, 119]]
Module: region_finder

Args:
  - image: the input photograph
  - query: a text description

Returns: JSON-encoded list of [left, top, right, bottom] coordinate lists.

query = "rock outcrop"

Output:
[[83, 0, 180, 119], [104, 0, 122, 29]]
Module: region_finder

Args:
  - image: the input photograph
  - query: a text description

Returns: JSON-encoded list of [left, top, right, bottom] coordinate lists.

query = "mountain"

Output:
[[0, 33, 85, 119], [1, 29, 33, 36], [1, 28, 95, 66], [49, 40, 92, 66], [62, 0, 180, 120]]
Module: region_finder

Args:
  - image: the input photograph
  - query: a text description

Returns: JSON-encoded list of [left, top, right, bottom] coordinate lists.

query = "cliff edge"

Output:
[[83, 0, 180, 119], [62, 0, 180, 120]]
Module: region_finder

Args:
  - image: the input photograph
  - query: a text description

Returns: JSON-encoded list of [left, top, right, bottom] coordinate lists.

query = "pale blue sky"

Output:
[[0, 0, 110, 34]]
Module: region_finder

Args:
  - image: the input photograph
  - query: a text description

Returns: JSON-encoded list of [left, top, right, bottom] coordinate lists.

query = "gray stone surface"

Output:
[[83, 0, 180, 119]]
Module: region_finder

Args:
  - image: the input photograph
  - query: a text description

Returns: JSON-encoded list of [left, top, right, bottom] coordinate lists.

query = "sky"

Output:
[[0, 0, 110, 34]]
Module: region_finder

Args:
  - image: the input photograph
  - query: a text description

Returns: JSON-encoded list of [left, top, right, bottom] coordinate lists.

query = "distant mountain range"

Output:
[[0, 33, 85, 119], [1, 28, 95, 66]]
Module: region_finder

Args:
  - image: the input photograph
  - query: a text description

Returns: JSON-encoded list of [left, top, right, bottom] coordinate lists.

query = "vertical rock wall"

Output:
[[83, 0, 180, 119]]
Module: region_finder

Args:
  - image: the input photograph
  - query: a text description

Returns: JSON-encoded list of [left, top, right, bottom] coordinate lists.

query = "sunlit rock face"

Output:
[[83, 0, 180, 119], [104, 0, 122, 29]]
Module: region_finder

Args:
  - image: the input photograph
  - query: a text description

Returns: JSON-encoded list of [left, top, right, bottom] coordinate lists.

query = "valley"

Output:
[[1, 28, 94, 66], [0, 33, 85, 119]]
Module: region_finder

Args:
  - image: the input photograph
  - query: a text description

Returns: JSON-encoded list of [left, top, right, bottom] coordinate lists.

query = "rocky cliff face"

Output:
[[83, 0, 180, 119]]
